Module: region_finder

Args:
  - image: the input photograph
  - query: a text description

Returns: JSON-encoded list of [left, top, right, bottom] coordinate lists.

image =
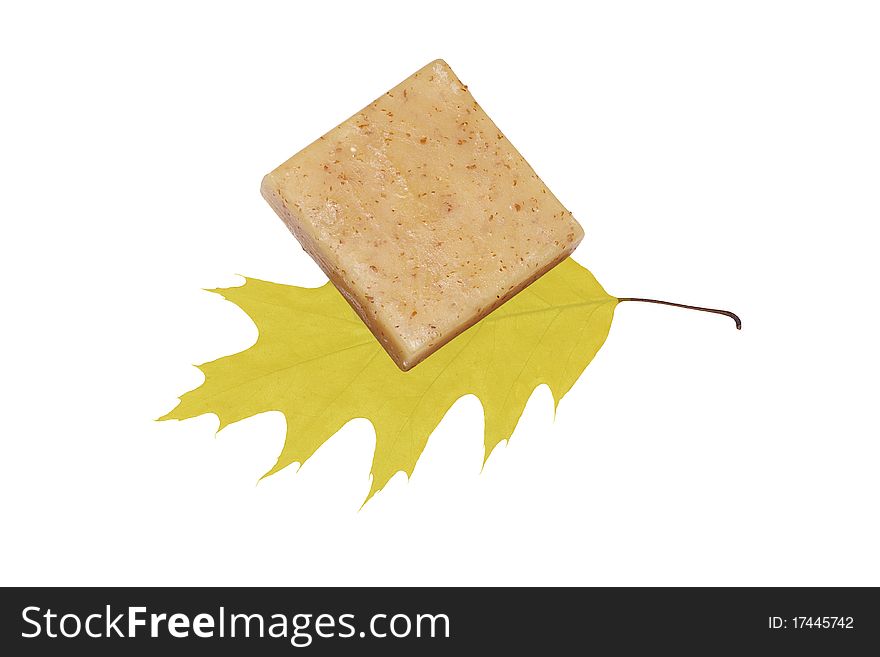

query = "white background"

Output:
[[2, 1, 878, 586]]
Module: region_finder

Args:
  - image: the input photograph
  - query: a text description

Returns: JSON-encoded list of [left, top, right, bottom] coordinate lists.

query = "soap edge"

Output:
[[399, 227, 585, 371], [260, 174, 411, 369]]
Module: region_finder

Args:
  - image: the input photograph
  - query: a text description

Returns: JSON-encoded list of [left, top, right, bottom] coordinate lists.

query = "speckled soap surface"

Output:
[[261, 60, 583, 370]]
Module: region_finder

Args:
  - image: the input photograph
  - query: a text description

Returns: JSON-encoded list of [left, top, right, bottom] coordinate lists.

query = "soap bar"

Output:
[[261, 60, 583, 370]]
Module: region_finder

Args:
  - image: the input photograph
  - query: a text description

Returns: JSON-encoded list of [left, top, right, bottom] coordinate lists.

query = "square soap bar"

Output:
[[261, 60, 583, 370]]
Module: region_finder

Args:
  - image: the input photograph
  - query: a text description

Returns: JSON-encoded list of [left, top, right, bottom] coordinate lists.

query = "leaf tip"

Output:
[[360, 475, 388, 510], [155, 403, 182, 422], [481, 438, 508, 471], [259, 457, 301, 483], [259, 465, 280, 482], [358, 492, 373, 512]]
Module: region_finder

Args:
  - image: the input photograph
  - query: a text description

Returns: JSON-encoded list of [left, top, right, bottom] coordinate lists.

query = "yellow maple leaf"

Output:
[[160, 258, 617, 502]]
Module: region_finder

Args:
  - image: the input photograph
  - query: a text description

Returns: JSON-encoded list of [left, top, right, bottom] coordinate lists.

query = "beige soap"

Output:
[[261, 60, 583, 370]]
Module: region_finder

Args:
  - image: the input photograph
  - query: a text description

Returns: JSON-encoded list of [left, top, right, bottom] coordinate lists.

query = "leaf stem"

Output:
[[616, 298, 741, 330]]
